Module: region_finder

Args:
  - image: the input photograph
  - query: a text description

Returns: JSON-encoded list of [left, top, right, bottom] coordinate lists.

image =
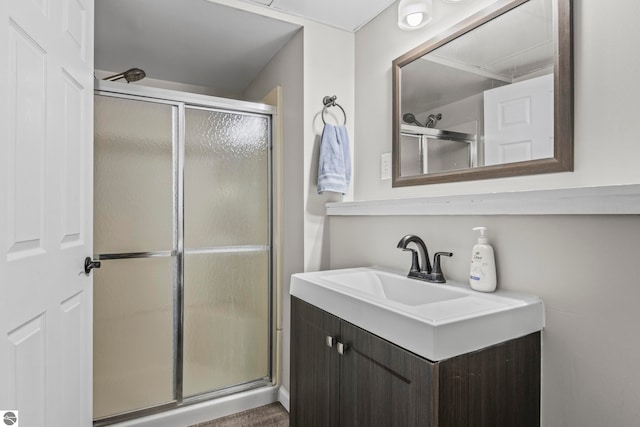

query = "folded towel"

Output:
[[317, 123, 351, 194]]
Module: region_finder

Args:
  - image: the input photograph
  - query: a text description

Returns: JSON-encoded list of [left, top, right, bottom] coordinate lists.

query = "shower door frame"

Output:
[[93, 81, 276, 425]]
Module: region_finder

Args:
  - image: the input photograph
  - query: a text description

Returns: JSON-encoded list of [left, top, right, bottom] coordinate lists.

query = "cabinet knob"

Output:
[[326, 336, 334, 348], [337, 342, 347, 355]]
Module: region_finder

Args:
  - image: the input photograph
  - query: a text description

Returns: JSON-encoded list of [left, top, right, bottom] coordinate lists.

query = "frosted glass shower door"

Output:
[[94, 95, 176, 419], [93, 90, 273, 423], [182, 108, 271, 397]]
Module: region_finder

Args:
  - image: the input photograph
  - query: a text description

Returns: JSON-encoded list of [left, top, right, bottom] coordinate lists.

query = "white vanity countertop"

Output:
[[291, 266, 545, 361]]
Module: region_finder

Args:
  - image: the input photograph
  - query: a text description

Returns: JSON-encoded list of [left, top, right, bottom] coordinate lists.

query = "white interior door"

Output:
[[0, 0, 94, 426], [483, 73, 554, 166]]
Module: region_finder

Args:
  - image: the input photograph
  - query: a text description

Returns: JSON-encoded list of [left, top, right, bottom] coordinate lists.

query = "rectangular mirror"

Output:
[[392, 0, 573, 186]]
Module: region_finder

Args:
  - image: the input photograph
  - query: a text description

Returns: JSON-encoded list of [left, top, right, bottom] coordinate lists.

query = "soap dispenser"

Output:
[[469, 227, 497, 292]]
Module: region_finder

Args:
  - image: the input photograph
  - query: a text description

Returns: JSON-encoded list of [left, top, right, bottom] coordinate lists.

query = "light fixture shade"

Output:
[[398, 0, 433, 30]]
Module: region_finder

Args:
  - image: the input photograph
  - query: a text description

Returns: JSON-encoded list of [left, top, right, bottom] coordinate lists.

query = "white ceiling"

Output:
[[238, 0, 397, 32], [431, 0, 553, 79], [95, 0, 396, 93], [95, 0, 302, 91], [402, 0, 554, 115]]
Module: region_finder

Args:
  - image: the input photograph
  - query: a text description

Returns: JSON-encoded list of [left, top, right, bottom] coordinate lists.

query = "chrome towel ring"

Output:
[[321, 95, 346, 125]]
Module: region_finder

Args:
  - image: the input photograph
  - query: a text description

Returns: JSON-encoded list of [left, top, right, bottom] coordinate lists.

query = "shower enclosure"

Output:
[[92, 83, 274, 424], [400, 125, 477, 175]]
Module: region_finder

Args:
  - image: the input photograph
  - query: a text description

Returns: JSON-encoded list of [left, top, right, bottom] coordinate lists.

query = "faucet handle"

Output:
[[433, 252, 453, 273], [428, 252, 453, 283]]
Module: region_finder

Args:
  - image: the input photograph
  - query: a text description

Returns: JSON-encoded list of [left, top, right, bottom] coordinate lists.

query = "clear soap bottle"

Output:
[[469, 227, 497, 292]]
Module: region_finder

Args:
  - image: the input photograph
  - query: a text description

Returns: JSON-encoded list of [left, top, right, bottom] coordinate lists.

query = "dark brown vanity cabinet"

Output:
[[290, 296, 540, 427]]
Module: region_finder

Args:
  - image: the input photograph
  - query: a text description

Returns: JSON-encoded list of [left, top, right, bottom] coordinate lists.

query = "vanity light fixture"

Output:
[[398, 0, 433, 30]]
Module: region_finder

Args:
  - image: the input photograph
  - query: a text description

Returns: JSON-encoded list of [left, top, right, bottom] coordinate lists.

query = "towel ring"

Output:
[[321, 95, 347, 126]]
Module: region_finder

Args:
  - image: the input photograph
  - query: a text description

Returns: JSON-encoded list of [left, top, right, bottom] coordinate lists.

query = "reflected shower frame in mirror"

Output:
[[392, 0, 573, 186]]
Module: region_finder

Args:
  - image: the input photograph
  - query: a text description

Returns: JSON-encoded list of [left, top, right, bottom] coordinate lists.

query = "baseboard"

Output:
[[278, 386, 290, 412]]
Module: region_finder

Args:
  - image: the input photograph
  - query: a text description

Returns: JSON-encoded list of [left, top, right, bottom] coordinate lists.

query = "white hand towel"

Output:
[[317, 123, 351, 194]]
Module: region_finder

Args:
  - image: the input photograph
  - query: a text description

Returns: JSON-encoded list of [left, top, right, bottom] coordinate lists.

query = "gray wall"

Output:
[[339, 1, 640, 424], [330, 215, 640, 426], [354, 0, 640, 199], [244, 29, 304, 394]]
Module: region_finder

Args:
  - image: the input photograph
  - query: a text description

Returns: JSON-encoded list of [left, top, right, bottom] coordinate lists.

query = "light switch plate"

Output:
[[381, 152, 391, 180]]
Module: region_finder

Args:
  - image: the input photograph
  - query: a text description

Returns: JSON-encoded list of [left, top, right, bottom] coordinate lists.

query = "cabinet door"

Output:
[[465, 332, 540, 427], [291, 297, 341, 427], [437, 331, 541, 427], [339, 320, 437, 427]]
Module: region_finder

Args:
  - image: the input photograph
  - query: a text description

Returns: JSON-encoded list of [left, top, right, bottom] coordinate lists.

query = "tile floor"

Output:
[[190, 403, 288, 427]]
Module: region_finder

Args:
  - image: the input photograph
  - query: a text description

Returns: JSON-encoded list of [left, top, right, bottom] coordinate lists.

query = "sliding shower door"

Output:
[[93, 96, 176, 419], [182, 108, 270, 397], [93, 90, 272, 423]]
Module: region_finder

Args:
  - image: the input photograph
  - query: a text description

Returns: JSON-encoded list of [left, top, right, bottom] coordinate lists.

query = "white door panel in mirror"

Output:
[[484, 73, 554, 165]]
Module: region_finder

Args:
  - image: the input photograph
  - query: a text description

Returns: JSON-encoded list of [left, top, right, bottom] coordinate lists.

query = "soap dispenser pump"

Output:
[[470, 227, 497, 292]]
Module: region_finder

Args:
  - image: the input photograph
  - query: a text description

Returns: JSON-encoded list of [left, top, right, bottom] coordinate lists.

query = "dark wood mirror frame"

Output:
[[392, 0, 573, 187]]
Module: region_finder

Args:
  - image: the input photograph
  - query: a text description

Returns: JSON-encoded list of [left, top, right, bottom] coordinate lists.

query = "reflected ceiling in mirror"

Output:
[[392, 0, 573, 186]]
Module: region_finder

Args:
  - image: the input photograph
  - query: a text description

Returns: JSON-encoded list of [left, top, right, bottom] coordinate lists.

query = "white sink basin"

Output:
[[324, 269, 466, 306], [290, 266, 544, 361]]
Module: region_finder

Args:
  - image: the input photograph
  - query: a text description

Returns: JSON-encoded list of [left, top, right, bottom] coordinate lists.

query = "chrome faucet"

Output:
[[397, 234, 453, 283]]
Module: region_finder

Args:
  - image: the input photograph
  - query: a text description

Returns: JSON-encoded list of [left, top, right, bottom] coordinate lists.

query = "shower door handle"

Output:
[[84, 257, 101, 274]]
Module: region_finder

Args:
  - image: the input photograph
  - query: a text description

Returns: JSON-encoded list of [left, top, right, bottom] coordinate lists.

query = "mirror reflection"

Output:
[[393, 0, 572, 185]]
